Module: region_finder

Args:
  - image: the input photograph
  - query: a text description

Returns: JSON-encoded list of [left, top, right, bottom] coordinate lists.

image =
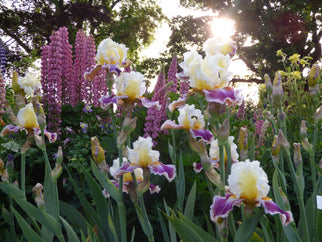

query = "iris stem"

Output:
[[20, 152, 26, 195], [284, 150, 310, 241]]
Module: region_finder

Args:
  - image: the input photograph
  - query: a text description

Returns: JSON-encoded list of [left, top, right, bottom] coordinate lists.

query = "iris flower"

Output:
[[109, 157, 160, 194], [84, 38, 130, 80], [115, 136, 176, 182], [210, 160, 293, 226], [175, 38, 242, 106], [0, 103, 57, 142], [99, 71, 160, 110], [194, 136, 239, 173], [161, 104, 213, 143]]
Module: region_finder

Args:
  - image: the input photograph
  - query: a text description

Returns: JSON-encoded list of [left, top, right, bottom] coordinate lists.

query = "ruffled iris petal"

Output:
[[84, 65, 102, 81], [149, 162, 176, 182], [102, 63, 122, 76], [203, 87, 242, 105], [190, 128, 213, 143], [260, 199, 293, 226], [210, 193, 242, 223], [117, 161, 135, 179], [161, 120, 183, 130], [140, 98, 161, 110], [99, 94, 118, 109], [193, 162, 203, 173], [149, 184, 161, 194], [0, 125, 26, 137]]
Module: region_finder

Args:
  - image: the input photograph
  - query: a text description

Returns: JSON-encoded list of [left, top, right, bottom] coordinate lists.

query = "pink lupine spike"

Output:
[[166, 56, 178, 93]]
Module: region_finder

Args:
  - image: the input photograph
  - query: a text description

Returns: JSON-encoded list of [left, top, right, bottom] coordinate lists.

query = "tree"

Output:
[[0, 0, 164, 72], [177, 0, 321, 77]]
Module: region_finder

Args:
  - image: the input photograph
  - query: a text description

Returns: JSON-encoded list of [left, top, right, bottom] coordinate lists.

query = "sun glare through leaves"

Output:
[[211, 17, 236, 41]]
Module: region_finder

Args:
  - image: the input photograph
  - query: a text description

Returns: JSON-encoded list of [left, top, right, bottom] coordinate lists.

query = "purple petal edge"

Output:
[[149, 162, 176, 182], [190, 128, 213, 143], [210, 194, 242, 223], [260, 199, 294, 226], [193, 162, 203, 173], [203, 88, 243, 105]]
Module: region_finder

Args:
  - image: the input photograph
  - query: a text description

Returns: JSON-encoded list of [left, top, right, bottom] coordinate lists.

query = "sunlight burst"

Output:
[[211, 17, 236, 41]]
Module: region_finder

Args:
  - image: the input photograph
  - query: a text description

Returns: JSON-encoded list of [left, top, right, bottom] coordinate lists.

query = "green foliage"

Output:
[[0, 0, 164, 71]]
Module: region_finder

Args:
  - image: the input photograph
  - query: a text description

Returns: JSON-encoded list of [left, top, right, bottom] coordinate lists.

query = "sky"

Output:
[[142, 0, 259, 103]]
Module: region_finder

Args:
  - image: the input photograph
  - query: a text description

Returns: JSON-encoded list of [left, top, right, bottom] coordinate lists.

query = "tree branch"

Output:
[[231, 78, 264, 84], [1, 26, 31, 53]]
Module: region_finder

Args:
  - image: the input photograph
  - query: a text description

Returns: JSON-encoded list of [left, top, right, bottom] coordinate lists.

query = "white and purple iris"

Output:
[[99, 71, 160, 110], [210, 160, 293, 226], [108, 157, 161, 195], [193, 136, 239, 173], [114, 136, 176, 182], [0, 103, 57, 143], [176, 38, 243, 106], [161, 104, 213, 143], [84, 38, 129, 80]]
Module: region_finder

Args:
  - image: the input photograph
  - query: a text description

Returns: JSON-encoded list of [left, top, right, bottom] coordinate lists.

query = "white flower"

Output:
[[110, 157, 143, 183], [203, 38, 236, 56], [115, 71, 146, 100], [17, 103, 39, 129], [17, 72, 41, 96], [96, 38, 128, 65], [180, 51, 232, 91], [179, 50, 202, 76], [127, 136, 160, 167], [209, 136, 239, 162], [228, 160, 270, 201], [177, 104, 205, 130]]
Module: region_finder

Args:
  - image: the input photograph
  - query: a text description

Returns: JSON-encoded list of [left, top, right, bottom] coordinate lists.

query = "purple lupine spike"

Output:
[[153, 65, 166, 93], [179, 79, 190, 96], [0, 40, 6, 77], [72, 29, 87, 106], [254, 109, 264, 137], [84, 34, 98, 104], [237, 100, 245, 120], [0, 73, 6, 116], [41, 30, 64, 135], [59, 27, 74, 105], [166, 56, 178, 93], [144, 67, 170, 145]]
